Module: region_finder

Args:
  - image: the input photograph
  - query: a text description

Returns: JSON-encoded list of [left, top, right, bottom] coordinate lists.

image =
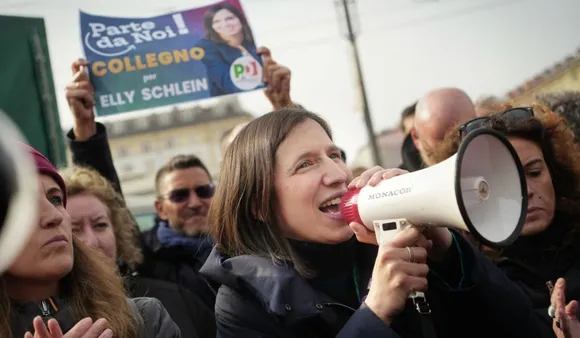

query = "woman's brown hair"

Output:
[[0, 240, 138, 337], [211, 107, 332, 277], [203, 3, 254, 45], [62, 166, 143, 269], [433, 103, 580, 253]]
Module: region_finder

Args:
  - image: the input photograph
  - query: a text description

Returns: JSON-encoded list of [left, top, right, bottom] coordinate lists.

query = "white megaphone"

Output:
[[340, 128, 527, 248], [0, 111, 39, 273]]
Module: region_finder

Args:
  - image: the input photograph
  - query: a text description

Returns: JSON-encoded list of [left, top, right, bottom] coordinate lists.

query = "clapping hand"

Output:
[[24, 317, 112, 338]]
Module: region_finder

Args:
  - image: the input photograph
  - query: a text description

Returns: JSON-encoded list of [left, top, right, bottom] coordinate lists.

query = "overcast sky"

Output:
[[1, 0, 579, 160]]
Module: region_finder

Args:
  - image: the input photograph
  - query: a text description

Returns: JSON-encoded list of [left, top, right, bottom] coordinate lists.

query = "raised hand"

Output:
[[257, 47, 292, 110], [65, 59, 96, 141], [551, 278, 580, 338]]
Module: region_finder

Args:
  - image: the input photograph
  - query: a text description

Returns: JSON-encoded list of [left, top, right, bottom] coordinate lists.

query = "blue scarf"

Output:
[[156, 220, 214, 258]]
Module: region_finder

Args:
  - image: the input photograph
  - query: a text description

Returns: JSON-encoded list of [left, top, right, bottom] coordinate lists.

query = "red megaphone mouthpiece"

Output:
[[339, 188, 364, 225]]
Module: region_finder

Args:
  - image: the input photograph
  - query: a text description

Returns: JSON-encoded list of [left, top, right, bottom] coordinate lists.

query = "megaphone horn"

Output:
[[340, 128, 527, 248]]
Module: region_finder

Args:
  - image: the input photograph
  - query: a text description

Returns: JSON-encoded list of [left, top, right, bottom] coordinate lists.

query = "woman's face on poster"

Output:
[[212, 9, 242, 38]]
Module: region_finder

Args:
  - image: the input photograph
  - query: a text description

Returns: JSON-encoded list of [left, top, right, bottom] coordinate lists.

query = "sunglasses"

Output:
[[458, 107, 534, 139], [165, 184, 215, 203]]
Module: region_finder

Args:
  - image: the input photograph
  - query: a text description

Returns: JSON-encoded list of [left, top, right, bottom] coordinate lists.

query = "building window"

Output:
[[117, 146, 129, 158], [180, 109, 194, 121], [159, 113, 172, 126], [123, 163, 133, 173], [112, 121, 125, 135], [166, 137, 176, 149], [189, 135, 199, 144], [145, 158, 156, 171], [141, 142, 152, 154], [135, 117, 150, 130]]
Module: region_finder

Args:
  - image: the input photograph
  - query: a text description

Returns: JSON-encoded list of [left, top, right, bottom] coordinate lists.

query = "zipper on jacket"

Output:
[[546, 280, 555, 296], [38, 297, 58, 322]]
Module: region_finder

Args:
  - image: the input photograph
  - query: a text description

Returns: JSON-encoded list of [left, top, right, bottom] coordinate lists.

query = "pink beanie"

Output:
[[21, 144, 67, 206]]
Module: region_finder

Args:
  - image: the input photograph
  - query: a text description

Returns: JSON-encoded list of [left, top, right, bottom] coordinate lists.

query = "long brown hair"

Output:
[[211, 107, 332, 277], [203, 3, 254, 44], [62, 166, 143, 269], [0, 240, 137, 337], [433, 103, 580, 255]]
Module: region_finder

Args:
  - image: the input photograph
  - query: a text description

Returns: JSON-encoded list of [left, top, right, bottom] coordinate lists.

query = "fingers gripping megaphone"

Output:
[[0, 111, 39, 274], [341, 128, 527, 249]]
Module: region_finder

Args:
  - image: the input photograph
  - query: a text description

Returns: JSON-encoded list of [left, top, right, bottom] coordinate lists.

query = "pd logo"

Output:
[[229, 55, 263, 90]]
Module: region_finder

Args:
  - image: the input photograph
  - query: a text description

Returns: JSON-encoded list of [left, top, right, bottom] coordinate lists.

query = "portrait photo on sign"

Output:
[[79, 0, 263, 116]]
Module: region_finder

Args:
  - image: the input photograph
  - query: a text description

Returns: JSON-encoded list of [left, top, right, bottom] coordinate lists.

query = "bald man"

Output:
[[410, 88, 476, 167]]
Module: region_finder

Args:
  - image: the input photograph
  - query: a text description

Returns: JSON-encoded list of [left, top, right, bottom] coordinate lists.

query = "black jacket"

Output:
[[200, 230, 548, 338], [125, 274, 216, 338], [67, 124, 217, 335], [497, 220, 580, 337], [138, 222, 218, 309], [12, 296, 180, 338], [399, 133, 424, 172], [67, 123, 123, 195]]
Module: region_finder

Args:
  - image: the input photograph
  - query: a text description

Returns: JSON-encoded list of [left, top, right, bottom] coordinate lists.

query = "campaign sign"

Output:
[[80, 0, 263, 116]]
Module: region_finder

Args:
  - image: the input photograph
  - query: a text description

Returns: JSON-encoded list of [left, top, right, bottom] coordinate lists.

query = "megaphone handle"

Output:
[[372, 218, 417, 245], [370, 219, 432, 314]]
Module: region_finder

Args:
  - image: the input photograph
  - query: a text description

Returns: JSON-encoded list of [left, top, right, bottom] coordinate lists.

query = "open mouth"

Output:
[[319, 197, 342, 214]]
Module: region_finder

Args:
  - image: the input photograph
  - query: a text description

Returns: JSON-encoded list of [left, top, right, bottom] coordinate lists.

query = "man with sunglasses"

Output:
[[138, 154, 218, 310], [410, 87, 476, 168]]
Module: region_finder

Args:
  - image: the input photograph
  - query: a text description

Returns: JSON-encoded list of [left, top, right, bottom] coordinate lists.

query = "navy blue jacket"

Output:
[[200, 230, 549, 338], [195, 38, 262, 96]]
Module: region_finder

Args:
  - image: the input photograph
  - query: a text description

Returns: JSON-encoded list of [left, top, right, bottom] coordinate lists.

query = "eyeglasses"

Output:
[[164, 184, 215, 203], [458, 107, 534, 139]]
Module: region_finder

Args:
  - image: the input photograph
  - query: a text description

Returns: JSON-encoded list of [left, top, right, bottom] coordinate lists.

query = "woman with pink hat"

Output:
[[0, 145, 180, 338]]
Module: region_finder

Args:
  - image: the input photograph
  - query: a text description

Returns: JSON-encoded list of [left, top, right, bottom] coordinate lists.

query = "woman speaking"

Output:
[[200, 107, 551, 338]]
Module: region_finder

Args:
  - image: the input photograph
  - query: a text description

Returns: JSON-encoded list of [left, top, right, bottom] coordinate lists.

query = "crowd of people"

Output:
[[2, 43, 580, 338]]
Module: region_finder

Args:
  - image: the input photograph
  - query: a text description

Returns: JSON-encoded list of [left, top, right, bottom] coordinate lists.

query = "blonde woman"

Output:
[[2, 145, 180, 338], [62, 166, 215, 338]]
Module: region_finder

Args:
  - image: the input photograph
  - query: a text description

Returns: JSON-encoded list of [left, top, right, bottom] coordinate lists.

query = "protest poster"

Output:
[[80, 0, 263, 116]]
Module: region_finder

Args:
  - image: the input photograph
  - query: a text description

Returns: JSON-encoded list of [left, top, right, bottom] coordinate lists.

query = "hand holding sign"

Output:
[[66, 59, 97, 141], [258, 47, 292, 110]]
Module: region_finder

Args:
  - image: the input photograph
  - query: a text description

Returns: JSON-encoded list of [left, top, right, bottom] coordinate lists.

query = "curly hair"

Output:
[[538, 91, 580, 142], [432, 102, 580, 252], [61, 166, 143, 269]]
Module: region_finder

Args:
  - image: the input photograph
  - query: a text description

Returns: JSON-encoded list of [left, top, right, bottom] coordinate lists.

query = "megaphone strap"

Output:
[[407, 293, 437, 338], [352, 263, 361, 303]]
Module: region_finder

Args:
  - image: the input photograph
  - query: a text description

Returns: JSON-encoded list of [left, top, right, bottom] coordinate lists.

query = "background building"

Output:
[[507, 47, 580, 106], [66, 97, 254, 229]]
